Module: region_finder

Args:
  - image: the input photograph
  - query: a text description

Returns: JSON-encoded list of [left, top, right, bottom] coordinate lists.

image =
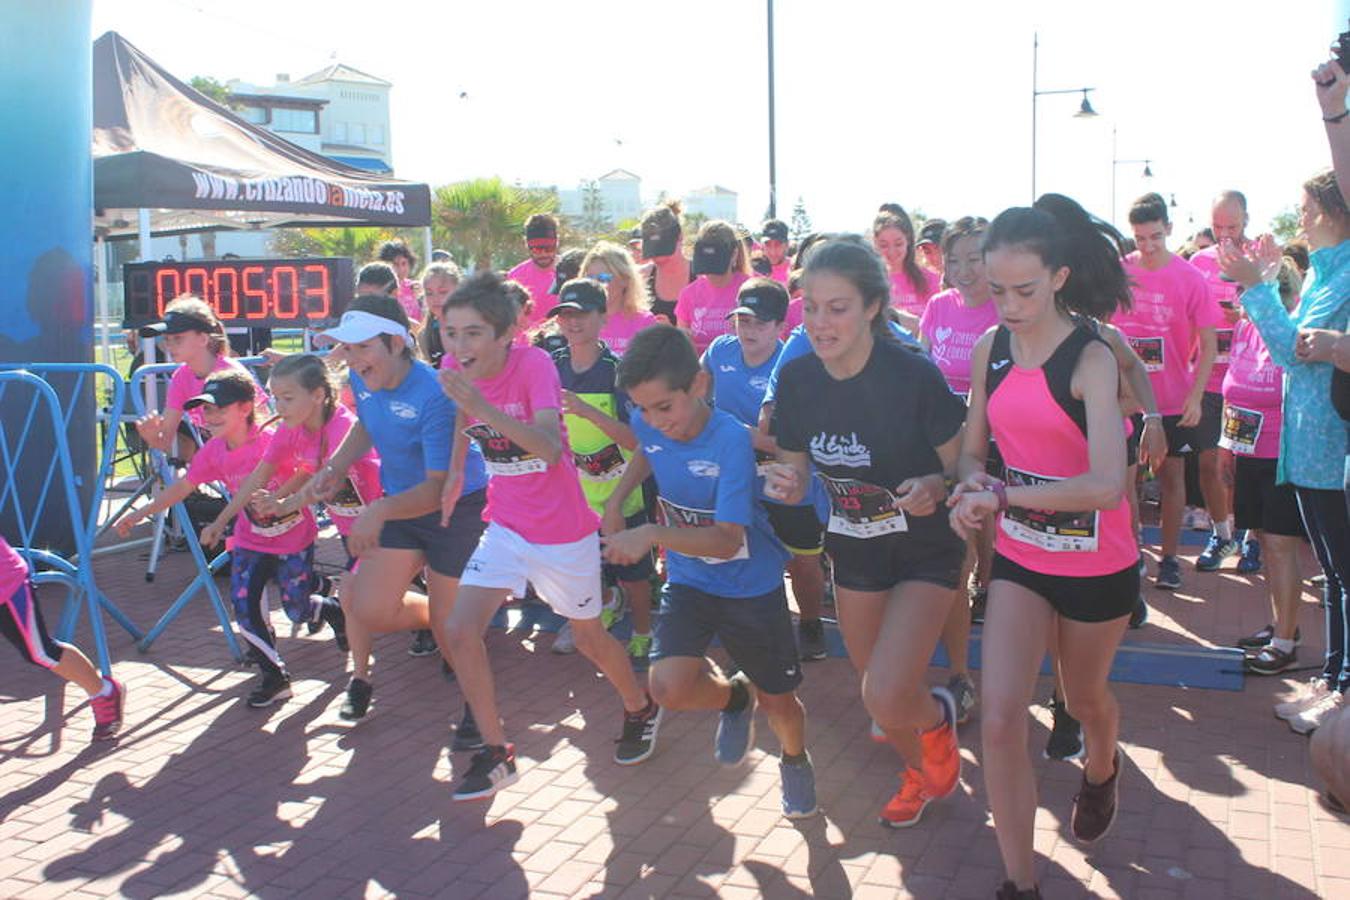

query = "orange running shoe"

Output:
[[920, 685, 961, 799], [879, 767, 930, 828]]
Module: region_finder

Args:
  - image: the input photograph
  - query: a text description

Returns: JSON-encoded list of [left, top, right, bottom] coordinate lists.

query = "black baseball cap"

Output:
[[690, 237, 734, 276], [181, 375, 256, 410], [641, 219, 680, 259], [760, 219, 789, 242], [916, 219, 947, 246], [138, 308, 217, 338], [548, 278, 608, 315], [726, 278, 789, 323]]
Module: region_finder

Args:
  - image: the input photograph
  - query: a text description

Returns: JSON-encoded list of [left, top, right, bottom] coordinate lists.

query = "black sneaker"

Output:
[[1154, 556, 1181, 591], [1238, 624, 1299, 650], [1071, 749, 1121, 842], [996, 880, 1043, 899], [797, 619, 827, 662], [319, 598, 349, 652], [1128, 595, 1148, 630], [247, 670, 292, 708], [452, 744, 519, 801], [339, 678, 372, 720], [614, 698, 663, 765], [408, 629, 438, 657], [452, 706, 484, 752], [1044, 697, 1083, 761], [970, 588, 987, 624]]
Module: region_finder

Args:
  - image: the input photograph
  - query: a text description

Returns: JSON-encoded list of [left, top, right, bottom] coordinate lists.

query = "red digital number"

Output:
[[302, 264, 331, 319], [183, 267, 209, 306], [242, 266, 268, 320], [155, 269, 181, 318], [213, 267, 239, 319], [272, 266, 299, 318]]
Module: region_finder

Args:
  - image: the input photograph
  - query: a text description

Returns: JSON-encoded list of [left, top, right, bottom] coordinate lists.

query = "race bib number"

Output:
[[656, 497, 749, 564], [1000, 466, 1098, 552], [1215, 329, 1233, 366], [1129, 336, 1164, 373], [575, 443, 626, 482], [244, 505, 304, 538], [464, 423, 547, 476], [754, 449, 775, 478], [326, 477, 365, 519], [817, 474, 908, 539], [1218, 404, 1263, 455]]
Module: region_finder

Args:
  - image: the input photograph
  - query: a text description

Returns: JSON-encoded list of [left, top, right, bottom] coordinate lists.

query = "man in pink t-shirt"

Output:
[[760, 219, 792, 285], [506, 213, 560, 327]]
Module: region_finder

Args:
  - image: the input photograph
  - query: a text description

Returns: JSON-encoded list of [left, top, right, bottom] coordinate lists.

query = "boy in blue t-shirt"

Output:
[[701, 278, 829, 662], [601, 324, 817, 820]]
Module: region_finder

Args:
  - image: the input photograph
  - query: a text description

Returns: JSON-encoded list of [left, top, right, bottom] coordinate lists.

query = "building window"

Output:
[[241, 106, 268, 124], [333, 121, 348, 142], [352, 123, 367, 144], [272, 107, 318, 134], [371, 125, 385, 145]]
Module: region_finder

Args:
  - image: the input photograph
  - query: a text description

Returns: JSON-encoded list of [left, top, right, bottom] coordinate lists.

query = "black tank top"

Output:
[[985, 322, 1106, 438], [646, 265, 693, 324]]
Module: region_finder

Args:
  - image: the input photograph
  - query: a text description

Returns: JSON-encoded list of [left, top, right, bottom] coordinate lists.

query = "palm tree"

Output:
[[433, 178, 558, 272], [270, 226, 413, 263]]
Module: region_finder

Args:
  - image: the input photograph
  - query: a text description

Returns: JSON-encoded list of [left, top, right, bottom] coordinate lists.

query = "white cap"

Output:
[[319, 310, 413, 349]]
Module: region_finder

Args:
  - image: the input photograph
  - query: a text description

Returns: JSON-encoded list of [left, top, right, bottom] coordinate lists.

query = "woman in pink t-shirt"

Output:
[[873, 205, 940, 326], [582, 241, 658, 356], [675, 220, 752, 354]]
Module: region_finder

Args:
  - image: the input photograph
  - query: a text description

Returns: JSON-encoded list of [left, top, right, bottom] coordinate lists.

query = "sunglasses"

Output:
[[591, 272, 614, 284], [527, 241, 558, 253]]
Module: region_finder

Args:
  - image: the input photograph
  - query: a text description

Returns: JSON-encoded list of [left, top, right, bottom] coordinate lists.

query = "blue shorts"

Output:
[[1, 580, 61, 670], [652, 582, 802, 695], [379, 489, 487, 578]]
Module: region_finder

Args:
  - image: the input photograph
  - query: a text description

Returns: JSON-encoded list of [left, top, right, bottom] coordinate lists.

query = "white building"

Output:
[[683, 185, 738, 224], [558, 169, 644, 225]]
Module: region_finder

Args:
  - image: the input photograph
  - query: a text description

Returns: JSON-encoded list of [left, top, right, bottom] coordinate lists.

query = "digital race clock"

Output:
[[121, 258, 355, 329]]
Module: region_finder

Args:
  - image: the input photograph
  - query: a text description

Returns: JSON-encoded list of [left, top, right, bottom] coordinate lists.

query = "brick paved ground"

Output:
[[2, 527, 1347, 899]]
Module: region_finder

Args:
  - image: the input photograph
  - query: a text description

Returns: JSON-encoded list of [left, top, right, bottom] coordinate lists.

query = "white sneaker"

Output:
[[1288, 690, 1344, 735], [551, 621, 576, 655], [1274, 677, 1331, 721]]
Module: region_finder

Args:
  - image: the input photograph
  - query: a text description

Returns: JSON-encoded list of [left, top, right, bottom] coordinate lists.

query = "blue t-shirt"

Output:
[[702, 334, 782, 429], [350, 361, 488, 497], [763, 322, 919, 406], [633, 408, 788, 598]]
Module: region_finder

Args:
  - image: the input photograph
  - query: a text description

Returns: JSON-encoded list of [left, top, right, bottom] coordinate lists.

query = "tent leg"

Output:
[[423, 226, 433, 269]]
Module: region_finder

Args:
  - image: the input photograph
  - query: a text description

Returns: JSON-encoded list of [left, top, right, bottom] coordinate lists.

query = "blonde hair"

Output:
[[580, 241, 650, 315], [696, 220, 751, 276]]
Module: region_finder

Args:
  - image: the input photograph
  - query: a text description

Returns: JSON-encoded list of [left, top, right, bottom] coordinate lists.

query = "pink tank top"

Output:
[[985, 324, 1136, 577]]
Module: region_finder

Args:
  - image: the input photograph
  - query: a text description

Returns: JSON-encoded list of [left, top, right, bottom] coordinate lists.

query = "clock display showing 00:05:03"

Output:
[[122, 259, 351, 327]]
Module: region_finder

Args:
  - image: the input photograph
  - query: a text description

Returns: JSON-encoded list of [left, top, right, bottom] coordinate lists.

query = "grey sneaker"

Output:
[[946, 673, 977, 725], [551, 621, 577, 655], [779, 754, 818, 819], [714, 673, 756, 766]]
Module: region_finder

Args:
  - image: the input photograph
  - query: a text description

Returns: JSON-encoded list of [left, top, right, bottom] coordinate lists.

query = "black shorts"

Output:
[[763, 500, 824, 555], [1125, 414, 1141, 469], [378, 489, 487, 578], [1162, 414, 1197, 458], [1, 580, 62, 669], [603, 512, 657, 583], [990, 553, 1138, 623], [652, 582, 802, 694], [826, 528, 964, 593], [1192, 391, 1224, 451], [1233, 456, 1307, 538]]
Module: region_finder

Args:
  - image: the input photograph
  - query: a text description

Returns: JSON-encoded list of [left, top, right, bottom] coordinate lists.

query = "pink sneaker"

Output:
[[90, 678, 125, 742]]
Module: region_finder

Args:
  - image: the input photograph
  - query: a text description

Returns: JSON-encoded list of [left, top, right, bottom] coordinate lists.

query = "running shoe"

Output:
[[452, 743, 519, 801], [946, 673, 977, 726], [1154, 556, 1182, 591], [1195, 534, 1240, 571], [1275, 677, 1331, 721], [779, 754, 819, 819], [1128, 595, 1149, 630], [879, 767, 930, 828], [797, 618, 827, 662], [90, 678, 125, 742], [996, 882, 1043, 900], [1182, 506, 1211, 531], [1236, 538, 1263, 574], [408, 629, 438, 657], [969, 587, 987, 624], [1071, 749, 1121, 842], [339, 677, 373, 721], [317, 598, 349, 652], [920, 686, 961, 799], [1238, 624, 1300, 650], [1044, 697, 1084, 761], [247, 670, 292, 708], [551, 621, 577, 655], [1245, 645, 1298, 676], [614, 698, 662, 765], [1288, 690, 1345, 735], [452, 706, 484, 752], [714, 673, 756, 766], [305, 577, 338, 635], [627, 633, 652, 672], [600, 585, 626, 631]]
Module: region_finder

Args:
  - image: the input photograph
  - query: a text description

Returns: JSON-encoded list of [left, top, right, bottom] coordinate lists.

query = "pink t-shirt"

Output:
[[1114, 253, 1216, 415], [1188, 246, 1241, 394], [187, 427, 317, 555], [397, 280, 424, 325], [164, 356, 264, 431], [782, 297, 804, 338], [601, 310, 659, 357], [919, 289, 999, 396], [675, 273, 751, 354], [889, 268, 942, 318], [452, 345, 599, 544], [770, 260, 791, 285], [262, 405, 383, 536], [0, 535, 28, 600], [1220, 319, 1284, 459], [508, 258, 558, 327]]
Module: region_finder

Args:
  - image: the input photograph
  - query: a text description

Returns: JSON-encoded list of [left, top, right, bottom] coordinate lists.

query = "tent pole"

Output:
[[96, 234, 111, 366], [137, 208, 157, 392], [423, 226, 433, 271]]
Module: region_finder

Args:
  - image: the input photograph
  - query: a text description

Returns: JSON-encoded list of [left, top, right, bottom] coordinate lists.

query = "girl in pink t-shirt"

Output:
[[583, 241, 659, 356], [675, 221, 753, 354], [873, 206, 940, 321], [435, 271, 656, 801]]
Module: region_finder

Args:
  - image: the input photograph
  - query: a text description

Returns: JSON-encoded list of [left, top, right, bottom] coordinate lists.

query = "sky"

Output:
[[93, 0, 1350, 238]]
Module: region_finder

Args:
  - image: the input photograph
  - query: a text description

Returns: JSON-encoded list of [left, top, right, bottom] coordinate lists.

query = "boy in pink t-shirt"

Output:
[[435, 272, 660, 802], [507, 213, 560, 326]]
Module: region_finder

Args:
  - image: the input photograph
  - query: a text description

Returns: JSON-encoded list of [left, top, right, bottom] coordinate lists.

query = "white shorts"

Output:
[[459, 522, 603, 620]]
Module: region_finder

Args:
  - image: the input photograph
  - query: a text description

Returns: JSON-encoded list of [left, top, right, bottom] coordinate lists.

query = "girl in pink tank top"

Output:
[[946, 195, 1137, 900]]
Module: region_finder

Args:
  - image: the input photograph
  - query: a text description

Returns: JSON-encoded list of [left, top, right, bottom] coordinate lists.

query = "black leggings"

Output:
[[1296, 487, 1350, 693]]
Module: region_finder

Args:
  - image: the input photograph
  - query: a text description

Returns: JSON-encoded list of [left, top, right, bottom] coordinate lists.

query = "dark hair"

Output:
[[554, 248, 587, 284], [803, 236, 895, 341], [1282, 239, 1310, 276], [1128, 192, 1170, 226], [983, 193, 1132, 319], [377, 239, 417, 272], [616, 324, 701, 393], [430, 248, 454, 263], [871, 206, 929, 299], [443, 270, 518, 338], [269, 354, 338, 456], [347, 292, 416, 358], [940, 216, 989, 256], [1304, 168, 1350, 226], [1196, 227, 1216, 243], [523, 213, 559, 239], [357, 261, 399, 294], [640, 200, 683, 239]]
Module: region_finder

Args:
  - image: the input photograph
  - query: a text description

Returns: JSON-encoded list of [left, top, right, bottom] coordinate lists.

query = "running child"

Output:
[[437, 271, 660, 801], [675, 220, 753, 354], [603, 323, 817, 819]]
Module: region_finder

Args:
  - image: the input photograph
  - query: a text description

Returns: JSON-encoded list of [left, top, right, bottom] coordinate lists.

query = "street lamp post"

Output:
[[1031, 32, 1097, 201], [1111, 124, 1153, 226], [766, 0, 777, 219]]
